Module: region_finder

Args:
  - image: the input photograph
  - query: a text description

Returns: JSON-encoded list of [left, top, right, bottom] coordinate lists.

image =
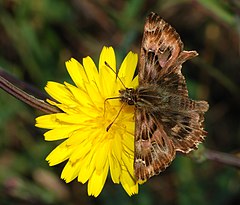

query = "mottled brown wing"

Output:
[[159, 99, 209, 153], [134, 109, 175, 181], [134, 12, 208, 181], [134, 95, 208, 180], [139, 12, 198, 85], [158, 71, 190, 97]]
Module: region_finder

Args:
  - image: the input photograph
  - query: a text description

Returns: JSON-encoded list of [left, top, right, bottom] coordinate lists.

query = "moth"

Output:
[[119, 12, 209, 181]]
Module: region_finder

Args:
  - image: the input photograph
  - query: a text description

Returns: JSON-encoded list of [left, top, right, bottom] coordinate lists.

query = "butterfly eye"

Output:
[[127, 99, 134, 105]]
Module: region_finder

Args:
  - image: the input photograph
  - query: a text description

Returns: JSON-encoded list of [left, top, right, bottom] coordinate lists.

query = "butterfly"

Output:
[[119, 12, 209, 181]]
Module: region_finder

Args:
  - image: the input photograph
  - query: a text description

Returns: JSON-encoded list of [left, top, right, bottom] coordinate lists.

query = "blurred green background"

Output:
[[0, 0, 239, 204]]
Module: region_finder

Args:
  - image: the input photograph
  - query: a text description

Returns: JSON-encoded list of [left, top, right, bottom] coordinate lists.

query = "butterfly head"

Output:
[[119, 88, 137, 106]]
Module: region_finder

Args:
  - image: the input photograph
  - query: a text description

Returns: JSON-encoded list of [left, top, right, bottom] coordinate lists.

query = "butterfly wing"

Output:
[[139, 12, 198, 85], [156, 50, 209, 153], [134, 109, 175, 180], [134, 12, 208, 181], [160, 99, 209, 153], [134, 97, 208, 180]]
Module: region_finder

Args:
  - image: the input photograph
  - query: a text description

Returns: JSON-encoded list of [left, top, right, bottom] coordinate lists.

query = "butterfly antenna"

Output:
[[103, 96, 121, 117], [106, 103, 125, 132], [104, 61, 127, 89]]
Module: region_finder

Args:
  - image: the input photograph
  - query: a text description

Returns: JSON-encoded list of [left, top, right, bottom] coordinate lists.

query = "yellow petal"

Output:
[[69, 139, 92, 162], [65, 129, 90, 146], [111, 133, 122, 162], [122, 131, 134, 153], [45, 82, 73, 104], [65, 58, 88, 88], [44, 125, 81, 141], [99, 46, 116, 97], [88, 160, 109, 197], [77, 148, 96, 184], [118, 51, 138, 87], [35, 114, 63, 129], [120, 168, 138, 196], [64, 82, 92, 108], [84, 82, 104, 107], [61, 160, 80, 183], [46, 141, 73, 166], [109, 152, 121, 183], [130, 75, 139, 88], [83, 56, 99, 88], [99, 46, 116, 73], [53, 113, 90, 124], [121, 148, 134, 173], [95, 141, 110, 172]]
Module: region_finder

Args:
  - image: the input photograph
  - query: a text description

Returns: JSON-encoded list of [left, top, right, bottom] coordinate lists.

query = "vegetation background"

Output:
[[0, 0, 239, 204]]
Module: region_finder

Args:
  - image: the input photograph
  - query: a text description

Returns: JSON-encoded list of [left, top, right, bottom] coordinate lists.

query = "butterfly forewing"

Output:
[[120, 12, 209, 181], [139, 12, 183, 84]]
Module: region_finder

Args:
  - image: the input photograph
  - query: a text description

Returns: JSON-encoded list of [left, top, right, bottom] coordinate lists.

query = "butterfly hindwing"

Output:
[[160, 100, 209, 153], [134, 109, 175, 180]]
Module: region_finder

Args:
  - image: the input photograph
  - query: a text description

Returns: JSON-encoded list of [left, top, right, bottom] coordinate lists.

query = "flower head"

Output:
[[35, 47, 139, 196]]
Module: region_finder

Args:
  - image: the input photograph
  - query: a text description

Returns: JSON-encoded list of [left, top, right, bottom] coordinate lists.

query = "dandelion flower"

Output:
[[35, 46, 139, 197]]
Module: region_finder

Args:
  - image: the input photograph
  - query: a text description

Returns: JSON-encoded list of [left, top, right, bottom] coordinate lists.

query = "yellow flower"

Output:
[[35, 46, 139, 197]]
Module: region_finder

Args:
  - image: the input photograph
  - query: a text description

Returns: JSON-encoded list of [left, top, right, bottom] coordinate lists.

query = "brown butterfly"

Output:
[[119, 12, 209, 181]]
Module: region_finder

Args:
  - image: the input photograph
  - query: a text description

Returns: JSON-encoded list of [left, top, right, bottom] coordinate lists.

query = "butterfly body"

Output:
[[120, 12, 209, 181]]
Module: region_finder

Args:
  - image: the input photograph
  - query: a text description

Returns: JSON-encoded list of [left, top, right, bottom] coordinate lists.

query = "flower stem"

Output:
[[0, 68, 61, 114], [204, 148, 240, 168]]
